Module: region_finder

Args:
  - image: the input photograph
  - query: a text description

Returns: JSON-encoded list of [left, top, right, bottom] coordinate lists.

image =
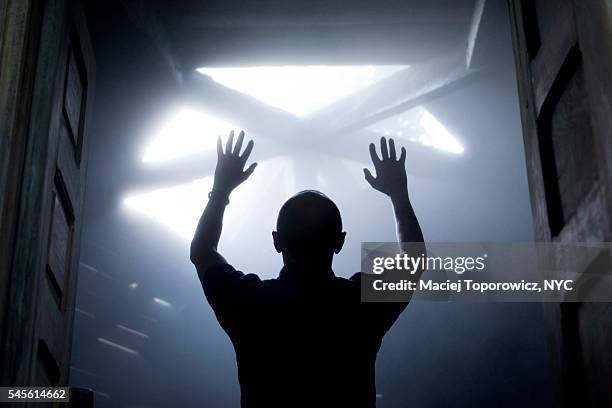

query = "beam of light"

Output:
[[97, 337, 139, 356], [197, 65, 408, 118], [116, 324, 150, 339], [75, 308, 95, 319], [418, 111, 464, 154], [124, 177, 213, 240], [142, 108, 237, 163], [123, 157, 293, 241], [80, 261, 116, 281], [339, 158, 371, 190], [79, 262, 98, 273], [367, 106, 464, 154], [152, 297, 172, 308]]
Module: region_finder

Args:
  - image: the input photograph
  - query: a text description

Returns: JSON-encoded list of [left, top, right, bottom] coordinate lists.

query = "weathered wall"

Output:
[[509, 0, 612, 406]]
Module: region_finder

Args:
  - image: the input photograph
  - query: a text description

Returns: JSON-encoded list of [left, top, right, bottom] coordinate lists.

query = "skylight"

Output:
[[142, 109, 236, 163], [142, 66, 411, 164], [197, 65, 408, 117], [124, 177, 213, 240], [367, 107, 464, 154], [131, 66, 463, 241]]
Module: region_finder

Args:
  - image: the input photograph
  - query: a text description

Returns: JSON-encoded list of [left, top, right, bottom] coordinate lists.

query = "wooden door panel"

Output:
[[530, 0, 577, 112], [0, 0, 94, 388], [32, 0, 95, 387], [34, 339, 62, 387], [47, 172, 75, 301], [512, 0, 605, 241], [510, 1, 612, 406], [537, 46, 598, 237], [64, 49, 85, 149]]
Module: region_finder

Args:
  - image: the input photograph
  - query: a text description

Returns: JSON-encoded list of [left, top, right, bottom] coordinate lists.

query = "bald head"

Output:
[[274, 190, 345, 262]]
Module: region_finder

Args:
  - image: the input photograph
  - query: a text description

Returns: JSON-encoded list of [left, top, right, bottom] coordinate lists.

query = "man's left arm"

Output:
[[360, 137, 425, 333], [364, 137, 426, 285], [190, 130, 257, 275]]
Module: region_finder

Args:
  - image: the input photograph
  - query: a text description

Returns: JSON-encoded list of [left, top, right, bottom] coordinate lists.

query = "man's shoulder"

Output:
[[202, 262, 263, 290], [347, 272, 364, 283], [333, 273, 363, 291]]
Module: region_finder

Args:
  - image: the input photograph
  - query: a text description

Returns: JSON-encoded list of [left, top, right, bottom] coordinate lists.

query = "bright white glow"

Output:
[[152, 297, 173, 308], [128, 282, 139, 289], [124, 177, 213, 240], [123, 157, 293, 241], [197, 65, 408, 117], [143, 66, 408, 163], [418, 111, 464, 154], [142, 109, 236, 163], [367, 107, 464, 154]]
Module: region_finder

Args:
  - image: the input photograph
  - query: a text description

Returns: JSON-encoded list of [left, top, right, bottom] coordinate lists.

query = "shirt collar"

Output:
[[279, 263, 336, 280]]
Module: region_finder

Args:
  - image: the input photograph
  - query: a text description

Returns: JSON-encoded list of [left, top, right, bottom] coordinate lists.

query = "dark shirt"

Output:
[[201, 262, 407, 408]]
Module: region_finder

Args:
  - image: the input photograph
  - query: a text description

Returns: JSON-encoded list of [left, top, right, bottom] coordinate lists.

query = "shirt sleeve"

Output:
[[350, 272, 409, 336], [199, 262, 263, 333]]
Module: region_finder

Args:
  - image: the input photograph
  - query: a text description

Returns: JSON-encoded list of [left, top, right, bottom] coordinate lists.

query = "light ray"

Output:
[[142, 109, 237, 163], [197, 65, 408, 117], [367, 106, 464, 154]]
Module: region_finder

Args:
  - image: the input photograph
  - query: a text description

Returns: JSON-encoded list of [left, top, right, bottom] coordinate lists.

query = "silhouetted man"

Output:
[[191, 131, 424, 408]]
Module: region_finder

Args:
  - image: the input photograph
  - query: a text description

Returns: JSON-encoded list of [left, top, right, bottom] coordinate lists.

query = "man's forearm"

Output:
[[391, 191, 425, 281], [190, 131, 256, 271], [390, 192, 423, 244], [190, 193, 228, 264]]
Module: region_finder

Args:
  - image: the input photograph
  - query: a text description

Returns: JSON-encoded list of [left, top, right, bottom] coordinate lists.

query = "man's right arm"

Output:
[[190, 131, 257, 276]]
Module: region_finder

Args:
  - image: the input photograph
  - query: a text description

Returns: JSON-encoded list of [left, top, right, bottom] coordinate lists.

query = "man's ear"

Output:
[[334, 231, 347, 254], [272, 231, 283, 253]]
